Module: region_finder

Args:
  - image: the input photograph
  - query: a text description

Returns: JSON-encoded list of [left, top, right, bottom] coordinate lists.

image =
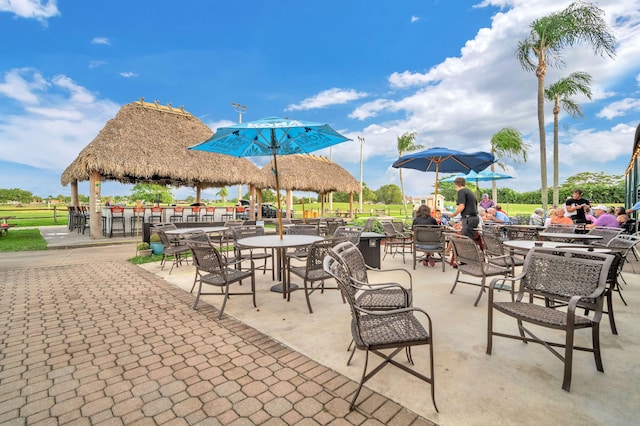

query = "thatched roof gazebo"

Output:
[[259, 154, 360, 217], [62, 99, 266, 238]]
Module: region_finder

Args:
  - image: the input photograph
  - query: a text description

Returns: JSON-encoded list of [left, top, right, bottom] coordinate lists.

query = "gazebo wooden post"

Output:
[[89, 172, 102, 239], [286, 190, 293, 219], [320, 193, 325, 217], [349, 193, 354, 218], [195, 185, 202, 204], [257, 190, 263, 220], [249, 185, 256, 220], [71, 180, 79, 207]]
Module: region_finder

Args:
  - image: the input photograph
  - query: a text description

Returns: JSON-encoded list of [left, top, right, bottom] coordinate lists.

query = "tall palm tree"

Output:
[[516, 1, 616, 209], [545, 71, 593, 206], [217, 187, 228, 204], [489, 128, 530, 203], [396, 132, 423, 218]]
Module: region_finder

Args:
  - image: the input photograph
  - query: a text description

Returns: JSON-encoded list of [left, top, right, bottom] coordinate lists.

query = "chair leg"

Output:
[[350, 349, 371, 410], [474, 277, 486, 307]]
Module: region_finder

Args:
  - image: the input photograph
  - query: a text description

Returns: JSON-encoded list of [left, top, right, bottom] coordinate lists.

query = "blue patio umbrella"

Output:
[[440, 170, 513, 198], [392, 147, 494, 200], [189, 117, 350, 238]]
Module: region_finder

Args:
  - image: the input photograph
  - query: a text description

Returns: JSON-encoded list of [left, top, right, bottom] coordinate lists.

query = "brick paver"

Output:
[[0, 260, 435, 425]]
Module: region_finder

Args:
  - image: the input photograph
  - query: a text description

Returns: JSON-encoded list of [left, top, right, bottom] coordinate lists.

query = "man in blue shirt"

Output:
[[486, 207, 511, 224]]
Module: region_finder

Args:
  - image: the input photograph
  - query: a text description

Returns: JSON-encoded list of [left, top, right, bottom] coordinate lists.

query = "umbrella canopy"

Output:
[[190, 117, 351, 238], [392, 147, 495, 199], [439, 170, 513, 183], [440, 170, 513, 199]]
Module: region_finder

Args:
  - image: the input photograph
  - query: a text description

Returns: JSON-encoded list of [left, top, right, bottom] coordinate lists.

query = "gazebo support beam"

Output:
[[90, 172, 102, 239], [71, 180, 79, 208]]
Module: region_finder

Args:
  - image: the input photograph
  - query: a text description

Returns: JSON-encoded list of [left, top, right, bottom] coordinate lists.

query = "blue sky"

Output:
[[1, 0, 639, 202]]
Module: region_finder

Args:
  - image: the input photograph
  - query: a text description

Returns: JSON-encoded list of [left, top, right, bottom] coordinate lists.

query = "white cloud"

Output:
[[597, 98, 640, 119], [0, 0, 59, 20], [119, 71, 138, 78], [88, 60, 107, 69], [286, 88, 368, 111], [91, 37, 110, 45], [0, 68, 119, 171], [410, 16, 420, 23], [0, 68, 48, 104]]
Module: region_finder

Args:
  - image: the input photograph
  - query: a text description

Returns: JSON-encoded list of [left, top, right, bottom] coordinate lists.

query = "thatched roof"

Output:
[[61, 100, 266, 188], [260, 154, 360, 193]]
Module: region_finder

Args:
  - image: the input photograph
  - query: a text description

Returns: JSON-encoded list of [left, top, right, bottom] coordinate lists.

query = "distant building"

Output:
[[625, 122, 640, 211], [410, 194, 445, 213]]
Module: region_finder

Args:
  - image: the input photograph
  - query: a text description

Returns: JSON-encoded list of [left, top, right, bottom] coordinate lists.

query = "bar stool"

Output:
[[149, 206, 163, 223], [202, 206, 216, 222], [130, 206, 146, 237], [169, 206, 184, 222], [186, 206, 201, 222], [77, 206, 91, 235], [109, 206, 126, 238], [221, 206, 235, 221]]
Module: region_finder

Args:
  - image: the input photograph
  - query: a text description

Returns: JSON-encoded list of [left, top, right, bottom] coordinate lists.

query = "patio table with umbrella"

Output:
[[392, 147, 495, 201], [189, 117, 350, 239]]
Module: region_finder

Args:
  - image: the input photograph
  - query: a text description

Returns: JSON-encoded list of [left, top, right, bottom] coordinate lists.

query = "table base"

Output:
[[270, 283, 299, 293]]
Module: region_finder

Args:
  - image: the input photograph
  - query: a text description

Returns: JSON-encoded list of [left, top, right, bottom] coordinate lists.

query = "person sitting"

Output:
[[529, 208, 544, 226], [549, 208, 574, 225], [617, 213, 630, 226], [485, 207, 510, 224], [543, 208, 555, 227], [479, 193, 495, 210], [586, 205, 619, 229], [434, 209, 450, 227], [412, 205, 438, 227]]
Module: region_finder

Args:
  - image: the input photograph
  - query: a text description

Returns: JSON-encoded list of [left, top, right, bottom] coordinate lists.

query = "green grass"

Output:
[[128, 253, 164, 264], [0, 229, 48, 252]]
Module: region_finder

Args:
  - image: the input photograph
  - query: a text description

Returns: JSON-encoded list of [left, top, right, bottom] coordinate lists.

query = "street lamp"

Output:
[[231, 102, 247, 123], [232, 103, 247, 202], [358, 136, 365, 213]]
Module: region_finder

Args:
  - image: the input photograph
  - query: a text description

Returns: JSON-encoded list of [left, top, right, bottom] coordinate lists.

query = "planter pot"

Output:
[[138, 249, 153, 257], [150, 242, 164, 255]]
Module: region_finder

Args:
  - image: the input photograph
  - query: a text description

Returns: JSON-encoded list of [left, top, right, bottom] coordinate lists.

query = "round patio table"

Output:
[[236, 234, 324, 296], [503, 240, 612, 255], [537, 232, 603, 243]]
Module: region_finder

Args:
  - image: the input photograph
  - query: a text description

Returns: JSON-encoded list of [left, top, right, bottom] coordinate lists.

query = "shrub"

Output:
[[150, 233, 161, 242], [137, 242, 150, 251]]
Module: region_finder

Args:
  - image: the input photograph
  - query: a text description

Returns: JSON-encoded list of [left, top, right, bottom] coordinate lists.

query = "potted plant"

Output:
[[149, 233, 164, 255], [136, 242, 152, 257]]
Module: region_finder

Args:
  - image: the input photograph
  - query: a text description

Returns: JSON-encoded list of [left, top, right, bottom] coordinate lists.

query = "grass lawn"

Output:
[[0, 229, 48, 252]]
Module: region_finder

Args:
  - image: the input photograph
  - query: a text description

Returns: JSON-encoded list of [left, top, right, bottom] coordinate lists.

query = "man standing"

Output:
[[565, 189, 590, 224], [451, 177, 479, 239]]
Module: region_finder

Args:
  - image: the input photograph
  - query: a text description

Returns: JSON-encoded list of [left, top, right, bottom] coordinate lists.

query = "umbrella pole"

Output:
[[271, 130, 284, 239], [433, 163, 439, 210]]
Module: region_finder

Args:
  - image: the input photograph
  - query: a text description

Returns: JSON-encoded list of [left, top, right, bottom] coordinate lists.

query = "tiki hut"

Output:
[[62, 99, 266, 238], [260, 154, 360, 217]]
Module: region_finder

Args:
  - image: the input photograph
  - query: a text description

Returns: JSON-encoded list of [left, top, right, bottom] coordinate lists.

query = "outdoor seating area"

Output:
[[136, 227, 640, 425]]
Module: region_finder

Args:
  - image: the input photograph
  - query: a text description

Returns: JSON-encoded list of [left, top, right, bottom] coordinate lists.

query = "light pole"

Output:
[[358, 136, 365, 213], [232, 103, 247, 202], [231, 102, 247, 123]]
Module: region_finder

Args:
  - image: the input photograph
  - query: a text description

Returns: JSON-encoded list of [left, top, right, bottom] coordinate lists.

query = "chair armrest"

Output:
[[366, 266, 413, 289], [355, 305, 433, 325]]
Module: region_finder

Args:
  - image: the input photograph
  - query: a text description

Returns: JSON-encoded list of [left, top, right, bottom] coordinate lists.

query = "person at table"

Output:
[[565, 189, 590, 224], [434, 209, 450, 227], [625, 201, 640, 215], [485, 207, 510, 224], [529, 208, 545, 226], [549, 208, 574, 225], [586, 205, 620, 229], [584, 206, 596, 224], [412, 205, 438, 227], [479, 193, 495, 210], [450, 177, 479, 240]]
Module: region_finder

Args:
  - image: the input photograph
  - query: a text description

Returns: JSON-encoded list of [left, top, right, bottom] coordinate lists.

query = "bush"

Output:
[[137, 242, 150, 251], [150, 233, 161, 242]]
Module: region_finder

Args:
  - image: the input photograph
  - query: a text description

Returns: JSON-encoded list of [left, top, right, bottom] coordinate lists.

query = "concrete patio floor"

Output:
[[140, 246, 640, 425], [2, 226, 638, 424]]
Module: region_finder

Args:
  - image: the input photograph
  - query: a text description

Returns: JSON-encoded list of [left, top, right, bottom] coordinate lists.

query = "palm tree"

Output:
[[489, 128, 530, 203], [217, 187, 228, 204], [396, 132, 424, 218], [545, 71, 593, 206], [516, 1, 616, 209]]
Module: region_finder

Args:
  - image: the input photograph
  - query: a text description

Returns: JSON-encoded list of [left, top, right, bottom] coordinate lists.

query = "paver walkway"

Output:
[[0, 255, 435, 425]]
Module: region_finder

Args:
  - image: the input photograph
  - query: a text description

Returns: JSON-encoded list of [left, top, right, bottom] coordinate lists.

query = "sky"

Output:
[[1, 0, 639, 202]]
